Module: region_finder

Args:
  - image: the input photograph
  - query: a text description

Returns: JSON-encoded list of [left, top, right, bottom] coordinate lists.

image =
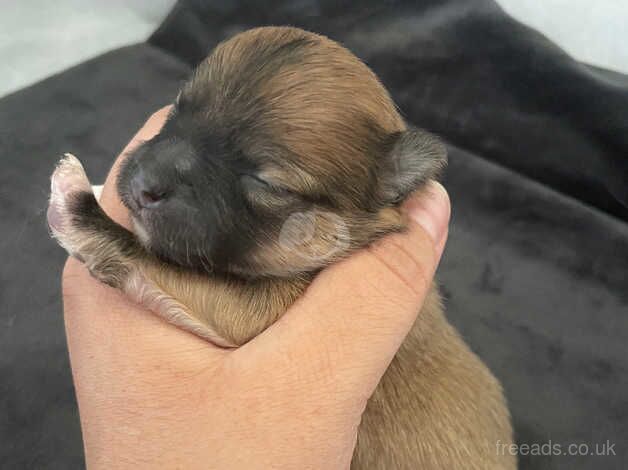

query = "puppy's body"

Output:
[[48, 27, 515, 468]]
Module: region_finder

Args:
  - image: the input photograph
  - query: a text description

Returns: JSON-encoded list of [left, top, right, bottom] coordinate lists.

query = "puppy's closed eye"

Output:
[[241, 174, 300, 209]]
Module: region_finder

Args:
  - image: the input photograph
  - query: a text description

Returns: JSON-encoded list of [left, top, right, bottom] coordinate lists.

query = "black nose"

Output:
[[131, 173, 168, 209]]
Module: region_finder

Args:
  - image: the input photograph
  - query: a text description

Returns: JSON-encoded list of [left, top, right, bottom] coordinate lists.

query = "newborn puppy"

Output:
[[48, 27, 515, 469]]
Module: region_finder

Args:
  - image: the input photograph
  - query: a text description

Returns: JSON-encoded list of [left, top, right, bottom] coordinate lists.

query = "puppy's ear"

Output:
[[378, 127, 447, 204]]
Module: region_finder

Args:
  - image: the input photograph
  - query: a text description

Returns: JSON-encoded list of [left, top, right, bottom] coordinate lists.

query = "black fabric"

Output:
[[1, 1, 627, 469], [441, 148, 628, 470]]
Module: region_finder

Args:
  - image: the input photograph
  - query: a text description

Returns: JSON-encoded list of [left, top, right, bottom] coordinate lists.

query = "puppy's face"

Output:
[[117, 27, 445, 278]]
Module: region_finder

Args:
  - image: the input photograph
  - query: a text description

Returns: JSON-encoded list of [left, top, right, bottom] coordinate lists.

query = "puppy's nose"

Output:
[[130, 173, 167, 209]]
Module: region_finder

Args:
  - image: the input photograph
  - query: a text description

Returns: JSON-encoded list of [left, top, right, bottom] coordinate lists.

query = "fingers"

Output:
[[252, 182, 450, 396]]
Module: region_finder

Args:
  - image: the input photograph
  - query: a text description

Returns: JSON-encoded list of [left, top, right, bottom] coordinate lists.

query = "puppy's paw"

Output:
[[47, 153, 93, 253]]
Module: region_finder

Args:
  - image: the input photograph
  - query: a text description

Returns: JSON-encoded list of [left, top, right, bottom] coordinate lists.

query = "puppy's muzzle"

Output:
[[130, 172, 168, 209]]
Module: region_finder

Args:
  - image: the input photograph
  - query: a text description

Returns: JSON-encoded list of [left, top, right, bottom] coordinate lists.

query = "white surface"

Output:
[[0, 1, 626, 99], [496, 0, 628, 74], [0, 0, 177, 97], [92, 185, 103, 201]]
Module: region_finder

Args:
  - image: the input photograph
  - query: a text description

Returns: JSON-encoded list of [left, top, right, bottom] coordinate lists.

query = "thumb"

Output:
[[252, 181, 450, 394]]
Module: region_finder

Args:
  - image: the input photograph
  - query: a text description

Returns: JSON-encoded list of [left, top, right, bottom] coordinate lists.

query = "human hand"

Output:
[[62, 107, 450, 469]]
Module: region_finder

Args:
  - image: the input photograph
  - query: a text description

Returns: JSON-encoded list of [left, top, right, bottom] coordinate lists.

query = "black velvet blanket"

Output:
[[1, 1, 626, 468]]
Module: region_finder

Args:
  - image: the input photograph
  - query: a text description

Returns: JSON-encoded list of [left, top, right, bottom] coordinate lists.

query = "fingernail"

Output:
[[403, 181, 451, 244]]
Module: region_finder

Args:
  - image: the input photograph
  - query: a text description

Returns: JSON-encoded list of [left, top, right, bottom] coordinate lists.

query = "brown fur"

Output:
[[48, 27, 515, 469]]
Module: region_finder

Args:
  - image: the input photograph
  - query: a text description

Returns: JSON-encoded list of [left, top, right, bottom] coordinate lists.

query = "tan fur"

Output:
[[49, 27, 515, 469], [141, 260, 309, 346], [354, 288, 514, 469]]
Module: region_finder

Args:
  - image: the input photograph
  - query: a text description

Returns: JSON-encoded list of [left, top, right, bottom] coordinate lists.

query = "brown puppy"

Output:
[[48, 27, 515, 469]]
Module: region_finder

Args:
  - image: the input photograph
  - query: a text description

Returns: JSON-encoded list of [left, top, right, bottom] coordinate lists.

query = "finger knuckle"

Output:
[[368, 234, 433, 298]]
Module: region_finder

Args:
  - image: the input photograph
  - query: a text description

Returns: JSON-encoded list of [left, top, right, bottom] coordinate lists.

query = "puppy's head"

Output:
[[117, 27, 446, 278]]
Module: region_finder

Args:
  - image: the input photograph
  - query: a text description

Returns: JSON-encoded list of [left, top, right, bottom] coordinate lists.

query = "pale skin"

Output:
[[62, 107, 451, 469]]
